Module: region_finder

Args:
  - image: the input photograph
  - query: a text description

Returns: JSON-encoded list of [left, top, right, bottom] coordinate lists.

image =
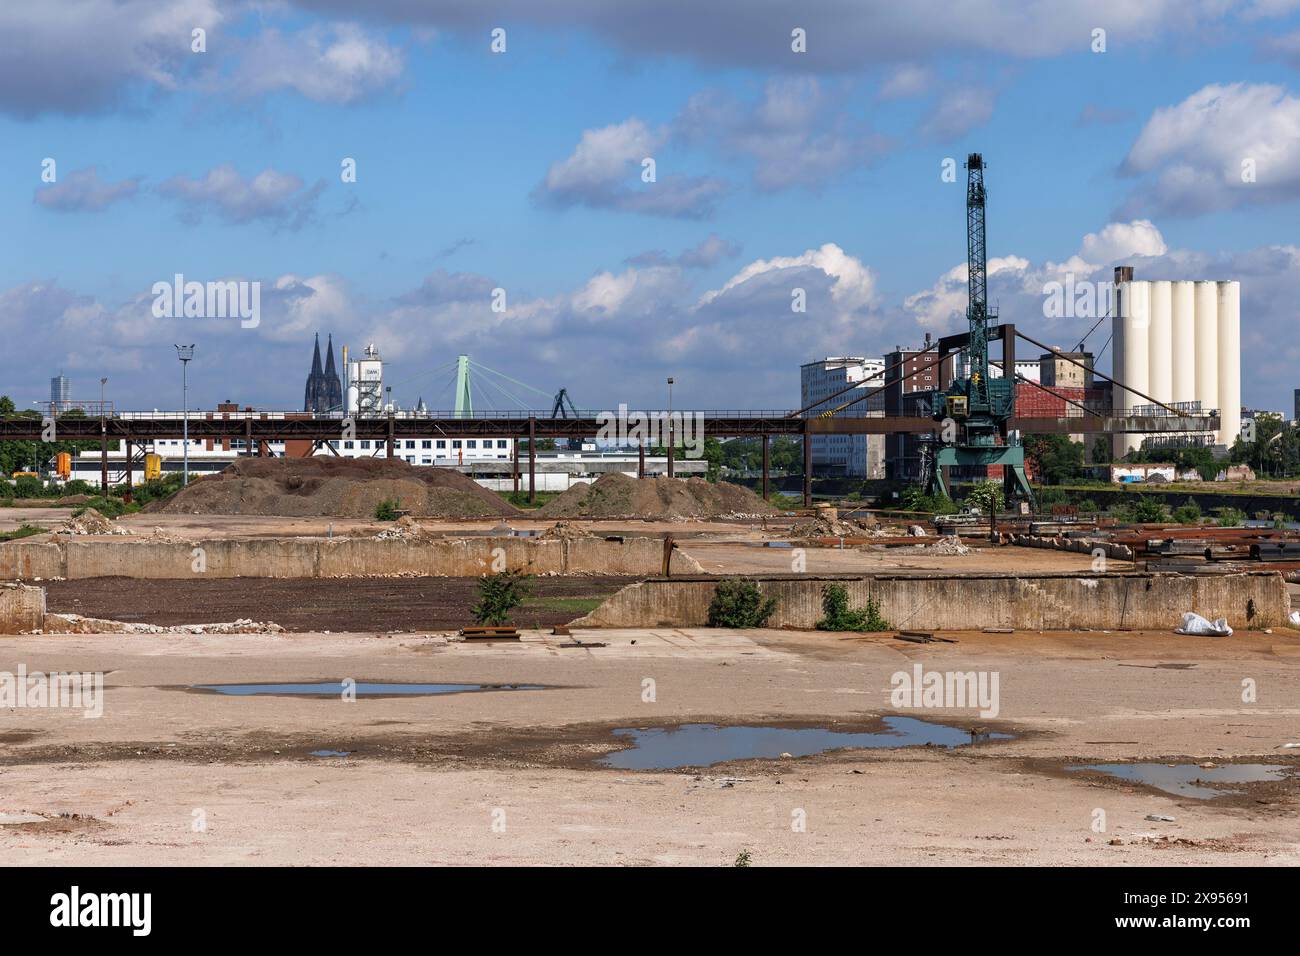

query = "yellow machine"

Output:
[[56, 452, 71, 479], [11, 471, 38, 479], [145, 453, 162, 480]]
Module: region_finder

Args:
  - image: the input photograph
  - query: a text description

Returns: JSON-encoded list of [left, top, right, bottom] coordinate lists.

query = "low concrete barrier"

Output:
[[0, 583, 45, 633], [1010, 534, 1134, 561], [0, 534, 700, 581], [571, 570, 1288, 631]]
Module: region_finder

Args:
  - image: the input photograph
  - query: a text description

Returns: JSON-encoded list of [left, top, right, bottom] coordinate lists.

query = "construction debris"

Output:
[[56, 508, 130, 536], [40, 614, 284, 634], [539, 521, 595, 541]]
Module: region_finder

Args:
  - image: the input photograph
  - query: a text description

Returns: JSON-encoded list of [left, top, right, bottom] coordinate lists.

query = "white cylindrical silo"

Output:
[[1217, 281, 1241, 448], [1148, 280, 1172, 405], [1113, 280, 1150, 457], [1193, 281, 1219, 424], [1170, 280, 1196, 404]]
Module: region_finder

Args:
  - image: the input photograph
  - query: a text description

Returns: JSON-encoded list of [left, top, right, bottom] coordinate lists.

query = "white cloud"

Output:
[[1119, 82, 1300, 216], [34, 167, 140, 212], [231, 23, 405, 104], [537, 118, 725, 218], [880, 64, 933, 99], [919, 86, 997, 142], [158, 164, 326, 230]]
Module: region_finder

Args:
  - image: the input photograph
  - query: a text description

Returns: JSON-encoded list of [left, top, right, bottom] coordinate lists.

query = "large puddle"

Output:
[[190, 681, 543, 698], [1067, 763, 1292, 799], [598, 716, 1013, 770]]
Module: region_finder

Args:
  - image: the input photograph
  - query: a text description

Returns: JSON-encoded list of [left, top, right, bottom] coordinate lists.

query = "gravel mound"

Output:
[[149, 457, 521, 519], [57, 507, 130, 536], [536, 473, 777, 520]]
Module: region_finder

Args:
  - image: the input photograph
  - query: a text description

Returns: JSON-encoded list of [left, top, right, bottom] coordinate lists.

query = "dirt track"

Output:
[[43, 576, 631, 631]]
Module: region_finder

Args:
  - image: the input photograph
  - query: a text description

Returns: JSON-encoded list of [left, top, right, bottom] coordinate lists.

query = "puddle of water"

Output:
[[598, 716, 1012, 770], [191, 681, 543, 698], [309, 750, 352, 758], [1068, 763, 1291, 799]]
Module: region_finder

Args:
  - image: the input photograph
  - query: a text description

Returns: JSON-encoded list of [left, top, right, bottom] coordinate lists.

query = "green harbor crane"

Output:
[[923, 153, 1034, 504]]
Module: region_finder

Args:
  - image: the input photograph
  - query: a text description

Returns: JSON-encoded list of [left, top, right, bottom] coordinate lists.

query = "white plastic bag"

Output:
[[1174, 612, 1232, 637]]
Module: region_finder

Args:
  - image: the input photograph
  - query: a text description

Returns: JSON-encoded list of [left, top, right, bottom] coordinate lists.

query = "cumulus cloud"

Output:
[[676, 78, 890, 191], [158, 164, 326, 230], [286, 0, 1234, 71], [0, 0, 222, 116], [33, 167, 140, 212], [230, 23, 404, 104], [535, 118, 725, 218], [1118, 82, 1300, 216]]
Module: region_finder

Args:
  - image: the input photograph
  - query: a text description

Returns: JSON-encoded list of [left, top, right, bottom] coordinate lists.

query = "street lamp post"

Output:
[[666, 376, 675, 479], [99, 377, 108, 492], [175, 345, 195, 486]]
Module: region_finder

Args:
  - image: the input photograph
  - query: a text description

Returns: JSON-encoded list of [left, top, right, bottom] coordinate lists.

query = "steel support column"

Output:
[[512, 438, 519, 494], [123, 441, 132, 502], [528, 416, 536, 504], [761, 433, 769, 500], [638, 441, 645, 479], [802, 422, 812, 508]]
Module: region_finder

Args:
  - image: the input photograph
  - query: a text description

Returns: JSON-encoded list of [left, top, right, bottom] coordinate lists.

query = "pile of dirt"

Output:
[[148, 457, 521, 519], [56, 508, 130, 536], [537, 474, 777, 521], [539, 520, 595, 540]]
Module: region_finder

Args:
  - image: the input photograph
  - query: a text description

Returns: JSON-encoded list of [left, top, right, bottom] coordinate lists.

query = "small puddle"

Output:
[[1068, 763, 1291, 799], [309, 750, 352, 758], [598, 716, 1013, 770], [190, 681, 543, 698]]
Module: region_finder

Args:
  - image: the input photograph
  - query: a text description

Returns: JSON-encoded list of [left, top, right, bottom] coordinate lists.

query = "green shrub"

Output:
[[1172, 500, 1202, 525], [13, 476, 43, 498], [1075, 498, 1098, 514], [707, 578, 778, 628], [375, 497, 400, 521], [964, 480, 1004, 514], [0, 480, 13, 498], [72, 497, 137, 519], [815, 583, 891, 632], [1215, 506, 1247, 528], [62, 479, 92, 496], [471, 569, 533, 625]]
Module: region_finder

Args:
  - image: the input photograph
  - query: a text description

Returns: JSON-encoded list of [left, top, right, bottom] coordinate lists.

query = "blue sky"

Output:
[[5, 1, 1300, 414]]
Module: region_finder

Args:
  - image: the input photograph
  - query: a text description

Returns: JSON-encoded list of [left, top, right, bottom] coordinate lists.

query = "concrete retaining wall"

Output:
[[572, 571, 1288, 631], [0, 534, 698, 581], [0, 583, 45, 633]]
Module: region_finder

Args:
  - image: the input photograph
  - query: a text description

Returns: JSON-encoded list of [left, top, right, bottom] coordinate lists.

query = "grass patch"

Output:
[[72, 497, 139, 519], [0, 524, 46, 542], [499, 490, 563, 510]]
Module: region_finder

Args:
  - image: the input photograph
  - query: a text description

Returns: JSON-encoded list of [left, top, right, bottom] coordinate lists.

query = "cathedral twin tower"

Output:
[[303, 333, 343, 414]]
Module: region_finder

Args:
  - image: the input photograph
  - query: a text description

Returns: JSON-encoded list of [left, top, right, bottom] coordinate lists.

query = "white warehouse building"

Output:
[[1110, 267, 1241, 457], [799, 357, 886, 478]]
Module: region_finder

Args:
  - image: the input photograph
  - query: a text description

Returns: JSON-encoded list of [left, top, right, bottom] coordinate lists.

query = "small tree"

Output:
[[707, 578, 777, 628], [471, 569, 533, 625], [375, 497, 400, 521], [964, 480, 1004, 514], [815, 583, 891, 632]]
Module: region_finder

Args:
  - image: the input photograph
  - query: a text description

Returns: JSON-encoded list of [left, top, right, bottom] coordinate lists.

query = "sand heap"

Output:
[[539, 520, 595, 540], [789, 512, 890, 538], [537, 473, 777, 521], [149, 457, 521, 519]]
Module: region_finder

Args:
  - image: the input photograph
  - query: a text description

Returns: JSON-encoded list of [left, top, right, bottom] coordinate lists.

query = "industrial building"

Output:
[[1111, 267, 1241, 457], [799, 357, 886, 477]]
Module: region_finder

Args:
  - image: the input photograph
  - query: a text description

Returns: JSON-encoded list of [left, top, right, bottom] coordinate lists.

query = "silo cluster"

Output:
[[1111, 272, 1241, 458]]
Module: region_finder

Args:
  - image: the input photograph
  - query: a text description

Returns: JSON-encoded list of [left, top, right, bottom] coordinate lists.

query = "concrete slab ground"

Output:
[[1, 626, 1296, 865]]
